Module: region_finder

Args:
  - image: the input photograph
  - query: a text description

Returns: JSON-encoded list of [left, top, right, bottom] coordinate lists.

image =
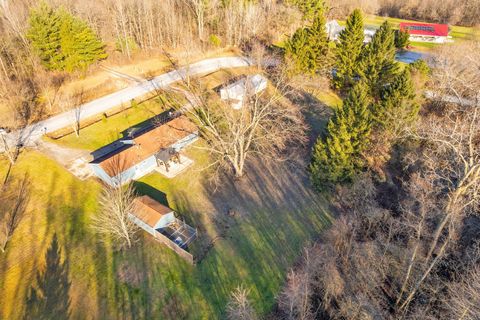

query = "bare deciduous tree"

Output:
[[182, 0, 207, 41], [446, 266, 480, 320], [398, 104, 480, 311], [278, 248, 316, 320], [429, 41, 480, 107], [178, 73, 307, 181], [60, 88, 85, 137], [226, 285, 257, 320], [92, 182, 138, 249]]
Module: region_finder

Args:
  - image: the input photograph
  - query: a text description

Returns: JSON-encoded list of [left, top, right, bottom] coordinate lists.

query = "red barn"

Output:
[[400, 22, 450, 43]]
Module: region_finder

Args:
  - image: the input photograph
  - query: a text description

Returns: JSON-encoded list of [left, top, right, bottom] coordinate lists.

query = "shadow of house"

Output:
[[132, 181, 169, 207], [24, 234, 71, 320], [89, 110, 198, 187]]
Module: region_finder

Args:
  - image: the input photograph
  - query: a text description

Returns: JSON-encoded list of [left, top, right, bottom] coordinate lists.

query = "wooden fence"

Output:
[[153, 230, 195, 265]]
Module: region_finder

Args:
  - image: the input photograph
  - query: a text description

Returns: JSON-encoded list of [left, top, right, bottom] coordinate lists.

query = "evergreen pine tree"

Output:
[[310, 109, 356, 190], [394, 29, 410, 49], [285, 27, 317, 74], [358, 21, 399, 97], [58, 9, 107, 72], [373, 69, 419, 133], [27, 2, 63, 70], [288, 0, 326, 21], [343, 82, 371, 158], [333, 9, 364, 91], [310, 82, 372, 190], [27, 3, 106, 72], [308, 8, 330, 71]]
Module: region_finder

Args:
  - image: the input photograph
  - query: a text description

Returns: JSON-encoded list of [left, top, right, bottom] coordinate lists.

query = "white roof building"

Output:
[[220, 74, 268, 109], [326, 20, 344, 41], [326, 20, 377, 43]]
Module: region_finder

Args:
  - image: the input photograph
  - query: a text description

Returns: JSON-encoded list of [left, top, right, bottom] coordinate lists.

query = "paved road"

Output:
[[424, 90, 479, 107], [3, 56, 253, 148]]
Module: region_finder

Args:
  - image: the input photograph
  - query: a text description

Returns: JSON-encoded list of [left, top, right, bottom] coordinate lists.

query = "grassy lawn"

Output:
[[312, 89, 342, 109], [0, 141, 332, 319], [44, 98, 174, 151], [45, 67, 252, 152]]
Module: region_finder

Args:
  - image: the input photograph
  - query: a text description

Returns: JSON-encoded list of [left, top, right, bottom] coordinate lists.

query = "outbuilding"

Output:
[[399, 22, 451, 43], [219, 74, 268, 109], [129, 195, 197, 262]]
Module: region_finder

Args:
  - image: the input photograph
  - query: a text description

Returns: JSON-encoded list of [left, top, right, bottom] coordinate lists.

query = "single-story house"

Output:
[[129, 195, 197, 251], [219, 74, 268, 109], [399, 22, 451, 43], [90, 113, 198, 187]]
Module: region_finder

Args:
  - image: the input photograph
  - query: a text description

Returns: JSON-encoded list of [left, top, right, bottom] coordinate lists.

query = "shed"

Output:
[[219, 74, 268, 109], [129, 195, 197, 253], [130, 195, 175, 234]]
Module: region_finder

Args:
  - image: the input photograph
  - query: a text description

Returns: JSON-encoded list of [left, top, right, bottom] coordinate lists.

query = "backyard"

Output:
[[0, 142, 331, 319]]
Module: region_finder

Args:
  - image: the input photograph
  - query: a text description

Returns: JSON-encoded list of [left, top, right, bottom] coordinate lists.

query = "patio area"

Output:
[[155, 154, 193, 178]]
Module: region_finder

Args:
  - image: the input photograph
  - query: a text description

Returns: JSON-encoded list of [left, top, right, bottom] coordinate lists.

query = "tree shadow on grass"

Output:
[[288, 89, 333, 148], [24, 234, 71, 320], [154, 156, 334, 318]]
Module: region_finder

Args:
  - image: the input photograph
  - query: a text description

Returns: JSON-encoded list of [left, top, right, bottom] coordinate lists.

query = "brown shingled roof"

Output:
[[98, 115, 197, 177], [132, 195, 174, 228]]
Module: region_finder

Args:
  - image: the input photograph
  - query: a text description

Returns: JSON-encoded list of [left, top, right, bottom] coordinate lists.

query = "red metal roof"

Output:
[[399, 22, 449, 37]]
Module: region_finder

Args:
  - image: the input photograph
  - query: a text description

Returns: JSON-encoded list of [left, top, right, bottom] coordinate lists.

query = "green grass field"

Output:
[[0, 143, 331, 319], [44, 94, 184, 151]]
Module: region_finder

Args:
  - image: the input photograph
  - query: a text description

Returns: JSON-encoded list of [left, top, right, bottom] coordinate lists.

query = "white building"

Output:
[[220, 74, 268, 109], [326, 20, 377, 43]]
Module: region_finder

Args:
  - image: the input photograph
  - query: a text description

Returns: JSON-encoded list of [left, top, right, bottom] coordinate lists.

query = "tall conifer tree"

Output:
[[308, 8, 330, 71], [374, 69, 419, 133], [27, 2, 62, 70], [58, 9, 107, 72], [310, 82, 372, 190], [284, 27, 317, 74], [27, 3, 106, 72], [358, 21, 399, 97], [310, 109, 356, 190], [343, 83, 371, 159], [288, 0, 326, 21], [333, 9, 364, 91]]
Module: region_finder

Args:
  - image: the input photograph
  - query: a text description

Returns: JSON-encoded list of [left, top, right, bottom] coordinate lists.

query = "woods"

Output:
[[280, 7, 479, 319]]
